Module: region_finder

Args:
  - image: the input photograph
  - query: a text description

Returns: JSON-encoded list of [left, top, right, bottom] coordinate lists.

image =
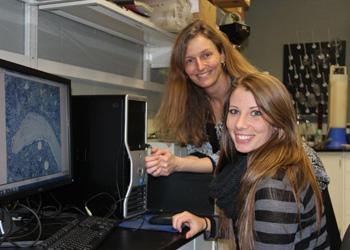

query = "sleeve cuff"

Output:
[[189, 152, 216, 172], [203, 216, 219, 240]]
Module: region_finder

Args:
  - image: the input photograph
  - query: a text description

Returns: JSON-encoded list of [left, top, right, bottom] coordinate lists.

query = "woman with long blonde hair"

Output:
[[145, 20, 258, 176], [173, 72, 330, 249]]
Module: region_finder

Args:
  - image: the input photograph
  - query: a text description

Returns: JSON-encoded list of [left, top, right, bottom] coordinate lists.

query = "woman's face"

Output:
[[184, 35, 225, 89], [226, 87, 275, 153]]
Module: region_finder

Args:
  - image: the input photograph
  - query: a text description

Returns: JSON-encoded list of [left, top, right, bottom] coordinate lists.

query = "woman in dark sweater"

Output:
[[172, 72, 330, 249]]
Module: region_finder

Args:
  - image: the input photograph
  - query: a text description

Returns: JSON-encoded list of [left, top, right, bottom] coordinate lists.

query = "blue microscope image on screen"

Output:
[[5, 73, 61, 183]]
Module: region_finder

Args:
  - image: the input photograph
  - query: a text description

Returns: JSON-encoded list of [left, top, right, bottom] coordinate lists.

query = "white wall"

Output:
[[243, 0, 350, 121]]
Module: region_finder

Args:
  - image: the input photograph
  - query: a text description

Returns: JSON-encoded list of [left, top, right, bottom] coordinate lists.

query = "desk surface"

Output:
[[99, 227, 193, 250], [0, 227, 194, 250]]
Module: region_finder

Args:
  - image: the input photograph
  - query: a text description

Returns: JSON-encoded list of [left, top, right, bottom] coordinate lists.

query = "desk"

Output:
[[0, 227, 197, 250], [99, 227, 195, 250]]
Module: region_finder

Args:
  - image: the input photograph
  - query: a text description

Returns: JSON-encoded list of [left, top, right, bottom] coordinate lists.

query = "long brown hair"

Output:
[[218, 72, 323, 249], [155, 20, 258, 146]]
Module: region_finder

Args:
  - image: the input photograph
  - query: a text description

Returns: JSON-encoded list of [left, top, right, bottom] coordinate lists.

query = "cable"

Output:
[[85, 206, 92, 216], [25, 194, 42, 215], [40, 193, 63, 218], [17, 203, 42, 247], [131, 214, 147, 232], [1, 203, 42, 248], [0, 207, 14, 247], [0, 221, 4, 235], [84, 192, 121, 218], [62, 204, 86, 215]]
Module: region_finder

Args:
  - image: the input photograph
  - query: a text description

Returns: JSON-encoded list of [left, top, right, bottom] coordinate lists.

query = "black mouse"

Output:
[[148, 214, 173, 225]]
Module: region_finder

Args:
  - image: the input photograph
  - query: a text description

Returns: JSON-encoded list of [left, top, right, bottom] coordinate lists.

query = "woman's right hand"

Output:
[[144, 147, 178, 177], [172, 211, 209, 239]]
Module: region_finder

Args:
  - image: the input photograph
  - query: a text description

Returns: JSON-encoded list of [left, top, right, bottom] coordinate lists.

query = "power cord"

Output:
[[0, 203, 42, 248], [84, 192, 121, 218]]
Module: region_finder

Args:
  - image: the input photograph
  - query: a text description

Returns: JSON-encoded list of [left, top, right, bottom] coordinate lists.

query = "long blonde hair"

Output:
[[218, 73, 323, 249], [155, 20, 258, 146]]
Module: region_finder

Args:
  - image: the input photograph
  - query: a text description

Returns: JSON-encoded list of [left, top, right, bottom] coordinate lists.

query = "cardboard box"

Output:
[[140, 0, 193, 32], [190, 0, 217, 28], [213, 0, 250, 9], [140, 0, 217, 32], [213, 0, 249, 21]]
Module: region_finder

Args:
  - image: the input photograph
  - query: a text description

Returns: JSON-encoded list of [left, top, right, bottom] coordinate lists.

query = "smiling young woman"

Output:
[[172, 72, 330, 250]]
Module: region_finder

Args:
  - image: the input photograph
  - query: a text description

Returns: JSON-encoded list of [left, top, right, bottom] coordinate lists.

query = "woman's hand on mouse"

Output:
[[172, 211, 209, 239], [144, 147, 178, 177]]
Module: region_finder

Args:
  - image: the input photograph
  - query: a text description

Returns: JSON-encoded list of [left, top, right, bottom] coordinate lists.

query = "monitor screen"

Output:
[[0, 59, 72, 202]]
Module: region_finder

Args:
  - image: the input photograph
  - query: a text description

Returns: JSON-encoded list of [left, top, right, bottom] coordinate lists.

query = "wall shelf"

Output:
[[14, 0, 172, 92], [38, 0, 176, 47], [0, 49, 165, 93], [38, 58, 165, 93]]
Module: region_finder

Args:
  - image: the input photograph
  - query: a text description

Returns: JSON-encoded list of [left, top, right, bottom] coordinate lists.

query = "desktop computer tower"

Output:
[[70, 94, 148, 219]]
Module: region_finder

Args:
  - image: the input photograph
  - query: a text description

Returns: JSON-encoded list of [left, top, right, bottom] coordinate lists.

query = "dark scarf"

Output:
[[208, 153, 247, 221]]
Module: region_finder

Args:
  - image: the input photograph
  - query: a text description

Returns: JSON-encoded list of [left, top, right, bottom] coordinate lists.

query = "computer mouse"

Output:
[[148, 214, 173, 225]]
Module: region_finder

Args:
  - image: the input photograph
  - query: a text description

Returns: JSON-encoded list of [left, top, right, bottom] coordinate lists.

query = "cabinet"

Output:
[[214, 0, 250, 20], [318, 151, 350, 237], [178, 237, 216, 250], [214, 0, 250, 8], [1, 0, 176, 94], [344, 153, 350, 233]]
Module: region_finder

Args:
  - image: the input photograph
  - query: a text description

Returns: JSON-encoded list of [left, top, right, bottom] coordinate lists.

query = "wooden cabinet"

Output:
[[213, 0, 250, 20], [318, 151, 350, 237], [343, 153, 350, 234], [213, 0, 250, 9]]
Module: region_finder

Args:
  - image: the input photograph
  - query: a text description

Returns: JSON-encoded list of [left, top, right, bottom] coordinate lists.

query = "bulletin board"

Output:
[[283, 40, 346, 123]]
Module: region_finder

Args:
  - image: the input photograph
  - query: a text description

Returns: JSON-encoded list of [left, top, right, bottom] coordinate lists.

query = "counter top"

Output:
[[314, 148, 350, 152]]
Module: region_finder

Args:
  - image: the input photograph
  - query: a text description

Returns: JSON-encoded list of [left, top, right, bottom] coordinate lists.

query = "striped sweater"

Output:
[[206, 173, 330, 249], [253, 174, 330, 249]]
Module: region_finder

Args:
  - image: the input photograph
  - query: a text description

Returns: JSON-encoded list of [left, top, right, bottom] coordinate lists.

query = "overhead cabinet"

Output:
[[318, 151, 350, 237]]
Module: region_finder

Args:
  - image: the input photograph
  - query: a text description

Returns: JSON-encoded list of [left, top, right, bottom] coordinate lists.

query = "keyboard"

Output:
[[39, 216, 116, 250]]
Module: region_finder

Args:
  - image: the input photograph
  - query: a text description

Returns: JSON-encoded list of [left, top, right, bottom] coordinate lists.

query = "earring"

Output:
[[276, 128, 284, 139], [221, 61, 226, 70]]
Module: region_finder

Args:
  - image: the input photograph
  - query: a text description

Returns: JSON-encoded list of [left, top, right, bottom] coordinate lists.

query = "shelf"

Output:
[[0, 50, 165, 93], [38, 0, 176, 47], [37, 58, 165, 93]]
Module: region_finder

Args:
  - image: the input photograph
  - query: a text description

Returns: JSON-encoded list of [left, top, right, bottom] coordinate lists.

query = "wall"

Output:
[[243, 0, 350, 121], [0, 1, 24, 53]]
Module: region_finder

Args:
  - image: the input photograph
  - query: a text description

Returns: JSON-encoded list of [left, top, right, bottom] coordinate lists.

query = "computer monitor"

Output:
[[0, 58, 72, 203]]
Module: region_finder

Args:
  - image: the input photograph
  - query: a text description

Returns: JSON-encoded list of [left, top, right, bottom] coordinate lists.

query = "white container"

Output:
[[328, 65, 348, 128]]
